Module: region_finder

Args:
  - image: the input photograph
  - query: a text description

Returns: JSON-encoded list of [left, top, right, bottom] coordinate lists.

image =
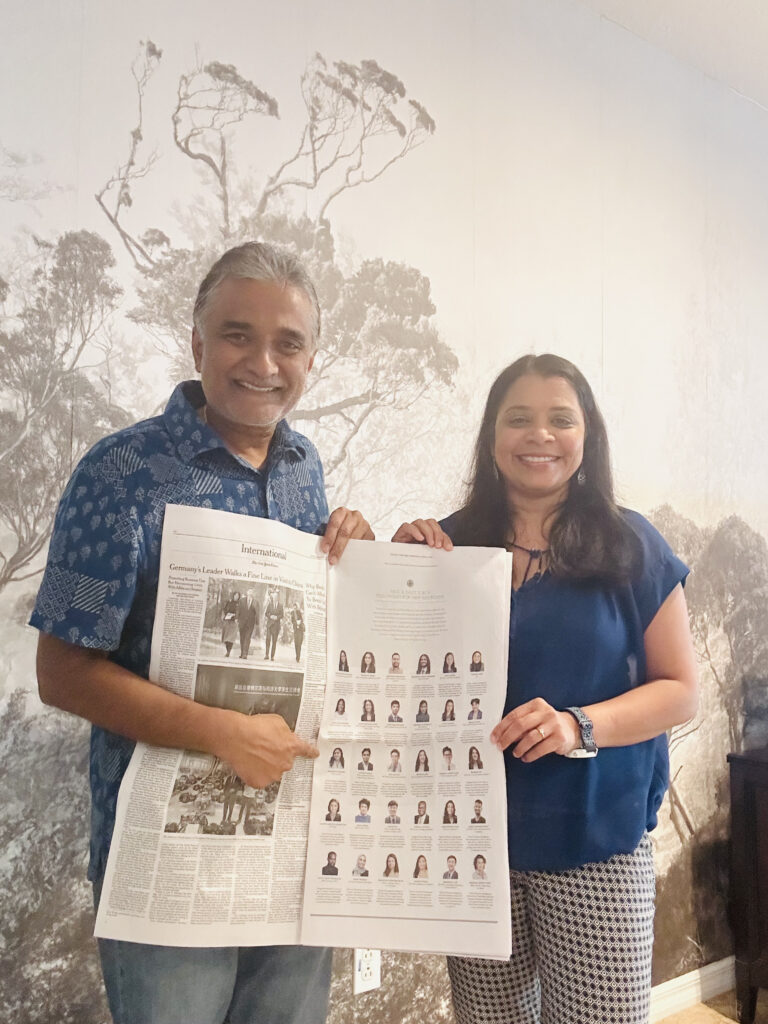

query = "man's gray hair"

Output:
[[193, 241, 321, 343]]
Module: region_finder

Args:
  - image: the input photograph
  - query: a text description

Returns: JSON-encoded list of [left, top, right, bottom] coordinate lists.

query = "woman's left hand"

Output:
[[321, 507, 375, 564], [491, 697, 581, 762]]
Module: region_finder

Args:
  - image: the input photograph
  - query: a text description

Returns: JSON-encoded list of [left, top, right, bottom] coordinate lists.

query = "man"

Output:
[[388, 652, 403, 674], [321, 852, 338, 876], [355, 799, 371, 824], [357, 747, 373, 771], [384, 801, 400, 824], [264, 586, 284, 661], [290, 600, 305, 662], [387, 700, 402, 723], [471, 799, 487, 824], [237, 588, 259, 658], [443, 856, 459, 880], [31, 243, 373, 1024], [387, 749, 402, 773], [442, 745, 456, 771], [414, 800, 430, 825], [467, 697, 483, 720], [352, 854, 369, 877]]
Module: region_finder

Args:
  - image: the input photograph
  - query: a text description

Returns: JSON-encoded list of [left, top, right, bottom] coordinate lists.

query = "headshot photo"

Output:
[[442, 651, 457, 673], [473, 854, 488, 880], [334, 697, 347, 718], [468, 746, 484, 770], [360, 650, 376, 673], [413, 854, 429, 879], [470, 650, 484, 672], [325, 798, 341, 822], [352, 854, 369, 877], [360, 698, 375, 722], [441, 698, 455, 722], [321, 851, 338, 876], [415, 699, 429, 722], [416, 652, 431, 674], [328, 746, 344, 769], [471, 799, 486, 824], [467, 697, 483, 720], [443, 855, 459, 880], [383, 853, 400, 877], [357, 747, 373, 771], [387, 749, 402, 773], [442, 746, 455, 771], [388, 699, 403, 723], [388, 651, 403, 674], [443, 800, 458, 824], [414, 748, 430, 772], [338, 649, 349, 672], [355, 799, 371, 824], [384, 800, 400, 824], [414, 800, 430, 824]]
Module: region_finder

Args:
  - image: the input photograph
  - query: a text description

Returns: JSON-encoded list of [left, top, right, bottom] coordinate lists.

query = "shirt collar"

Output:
[[163, 380, 309, 465]]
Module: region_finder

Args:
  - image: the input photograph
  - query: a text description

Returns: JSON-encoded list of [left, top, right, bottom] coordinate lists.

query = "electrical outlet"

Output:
[[353, 948, 381, 994]]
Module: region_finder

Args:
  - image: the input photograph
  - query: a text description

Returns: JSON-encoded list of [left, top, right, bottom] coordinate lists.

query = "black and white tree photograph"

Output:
[[2, 1, 768, 1022]]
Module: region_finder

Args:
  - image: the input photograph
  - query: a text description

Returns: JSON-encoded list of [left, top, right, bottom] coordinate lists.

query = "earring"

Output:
[[577, 466, 586, 486]]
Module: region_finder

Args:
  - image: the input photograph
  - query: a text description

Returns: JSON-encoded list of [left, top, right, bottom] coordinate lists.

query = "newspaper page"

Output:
[[95, 504, 328, 946], [301, 539, 513, 959]]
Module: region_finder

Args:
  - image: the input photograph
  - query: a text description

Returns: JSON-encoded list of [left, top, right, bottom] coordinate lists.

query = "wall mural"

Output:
[[2, 2, 768, 1020]]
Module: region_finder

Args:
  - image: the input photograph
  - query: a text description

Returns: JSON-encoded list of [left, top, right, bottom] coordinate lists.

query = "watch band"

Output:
[[563, 706, 598, 756]]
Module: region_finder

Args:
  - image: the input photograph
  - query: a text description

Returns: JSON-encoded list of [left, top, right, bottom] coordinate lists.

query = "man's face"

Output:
[[388, 803, 398, 815], [359, 801, 369, 813], [447, 857, 456, 870], [361, 750, 370, 763], [444, 749, 452, 764], [391, 702, 400, 715], [418, 801, 426, 816], [391, 751, 399, 766], [391, 654, 400, 668], [192, 277, 315, 433], [474, 801, 483, 816], [328, 852, 336, 866]]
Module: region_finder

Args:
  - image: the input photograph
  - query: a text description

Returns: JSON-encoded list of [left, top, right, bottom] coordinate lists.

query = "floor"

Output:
[[659, 989, 768, 1023]]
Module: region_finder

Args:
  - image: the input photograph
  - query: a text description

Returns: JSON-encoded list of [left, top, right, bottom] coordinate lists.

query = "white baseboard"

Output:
[[650, 956, 735, 1022]]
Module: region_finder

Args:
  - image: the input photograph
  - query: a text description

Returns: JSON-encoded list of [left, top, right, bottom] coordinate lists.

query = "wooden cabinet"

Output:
[[728, 747, 768, 1024]]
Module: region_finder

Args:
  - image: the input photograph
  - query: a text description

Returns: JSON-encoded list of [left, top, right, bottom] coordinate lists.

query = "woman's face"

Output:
[[472, 651, 481, 664], [445, 700, 454, 713], [417, 856, 427, 872], [493, 373, 585, 505], [476, 856, 486, 870], [357, 855, 366, 869], [417, 749, 427, 764], [232, 591, 240, 601], [471, 747, 479, 763], [387, 855, 396, 870], [364, 652, 373, 666], [332, 747, 342, 761], [446, 801, 455, 816], [363, 700, 373, 714], [329, 800, 339, 815], [419, 701, 427, 713], [445, 653, 454, 667], [336, 699, 345, 713], [419, 654, 428, 668], [340, 650, 347, 665]]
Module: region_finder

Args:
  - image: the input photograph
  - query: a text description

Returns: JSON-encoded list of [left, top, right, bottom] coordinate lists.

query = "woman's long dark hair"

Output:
[[450, 354, 641, 584]]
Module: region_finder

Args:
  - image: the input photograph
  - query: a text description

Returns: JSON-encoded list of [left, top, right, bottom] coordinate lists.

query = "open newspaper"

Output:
[[95, 505, 513, 957]]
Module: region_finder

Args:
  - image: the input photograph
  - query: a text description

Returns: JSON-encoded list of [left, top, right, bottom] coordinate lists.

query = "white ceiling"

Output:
[[579, 0, 768, 110]]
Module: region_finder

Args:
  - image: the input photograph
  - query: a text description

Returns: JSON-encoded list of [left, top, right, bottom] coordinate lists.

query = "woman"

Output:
[[334, 698, 346, 718], [414, 748, 430, 772], [468, 746, 483, 770], [441, 699, 455, 722], [472, 854, 487, 881], [352, 854, 369, 877], [325, 798, 341, 822], [416, 699, 430, 722], [383, 853, 400, 877], [469, 650, 484, 672], [392, 354, 698, 1024], [360, 699, 375, 722], [361, 651, 376, 673], [442, 800, 458, 825], [328, 747, 344, 770], [221, 590, 240, 657], [338, 650, 349, 672], [413, 855, 429, 879], [416, 653, 431, 674], [442, 652, 457, 673]]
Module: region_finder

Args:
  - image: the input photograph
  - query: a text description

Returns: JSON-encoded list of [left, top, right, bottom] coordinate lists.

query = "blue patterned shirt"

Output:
[[30, 380, 329, 879]]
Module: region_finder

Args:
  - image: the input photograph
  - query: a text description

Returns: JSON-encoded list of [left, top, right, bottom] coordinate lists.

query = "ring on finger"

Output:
[[535, 726, 546, 742]]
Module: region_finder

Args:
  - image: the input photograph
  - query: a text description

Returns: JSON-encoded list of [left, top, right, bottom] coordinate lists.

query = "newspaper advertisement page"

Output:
[[301, 539, 513, 959], [95, 505, 327, 946]]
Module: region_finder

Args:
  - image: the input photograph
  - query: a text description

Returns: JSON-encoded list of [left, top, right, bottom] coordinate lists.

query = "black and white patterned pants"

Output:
[[447, 834, 655, 1024]]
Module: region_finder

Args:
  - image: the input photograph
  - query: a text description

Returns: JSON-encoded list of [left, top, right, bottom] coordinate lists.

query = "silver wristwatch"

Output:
[[563, 706, 598, 758]]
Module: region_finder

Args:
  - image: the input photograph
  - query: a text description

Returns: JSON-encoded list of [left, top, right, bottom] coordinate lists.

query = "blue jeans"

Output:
[[94, 883, 332, 1024]]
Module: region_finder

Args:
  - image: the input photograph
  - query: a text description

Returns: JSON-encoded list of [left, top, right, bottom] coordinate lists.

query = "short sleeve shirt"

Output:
[[441, 509, 689, 872], [29, 381, 329, 879]]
